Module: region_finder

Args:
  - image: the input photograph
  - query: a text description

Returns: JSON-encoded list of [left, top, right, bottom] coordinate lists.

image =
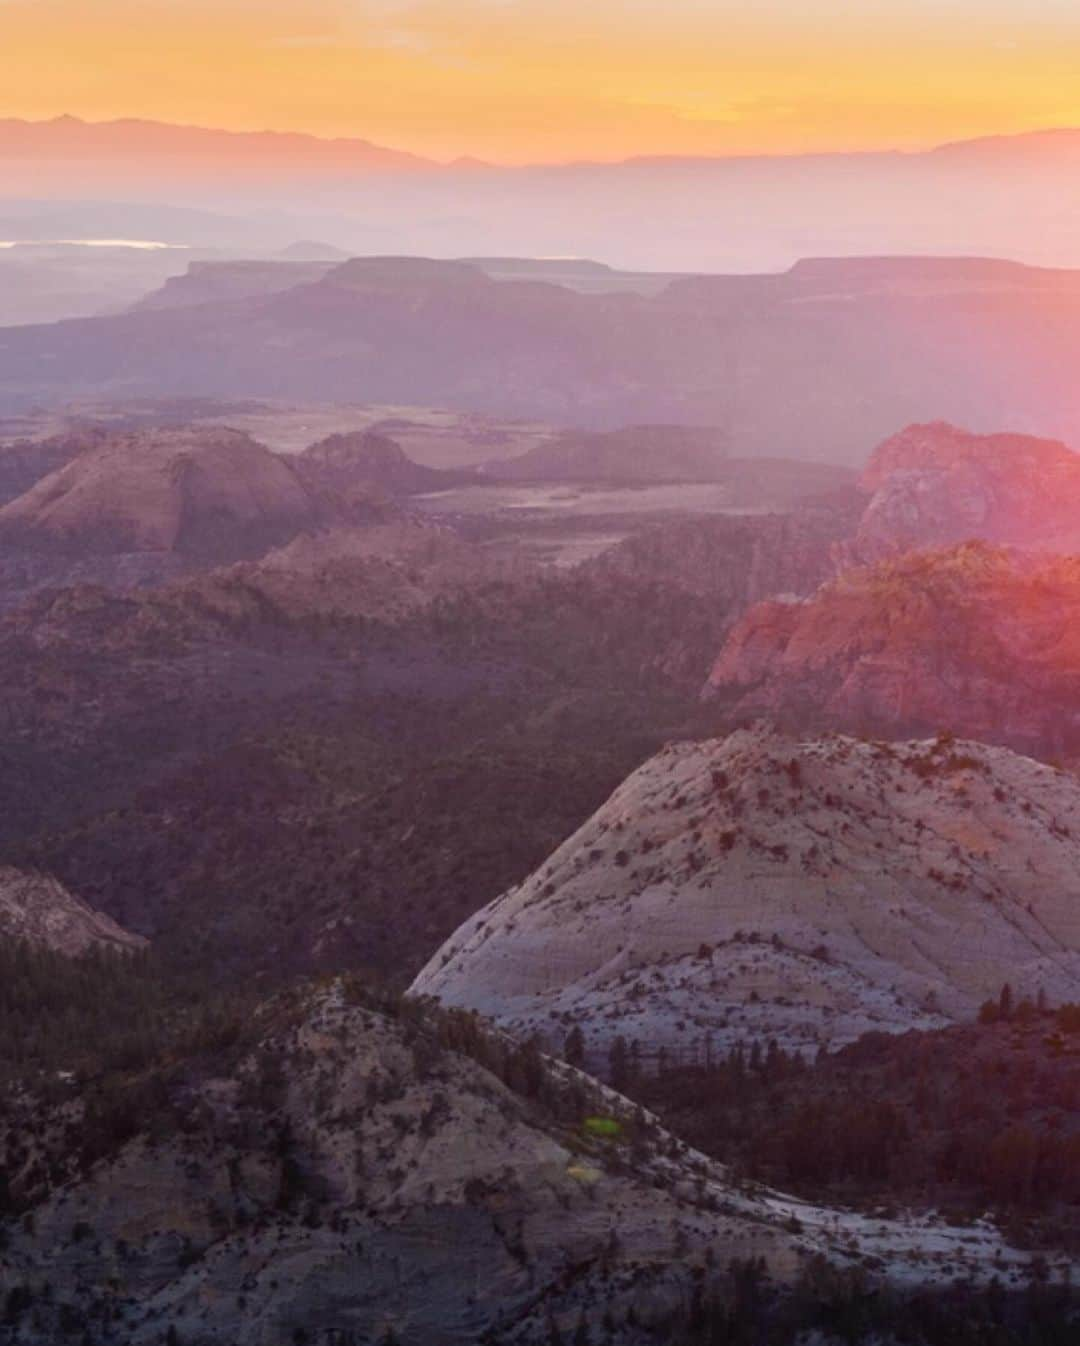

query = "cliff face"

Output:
[[0, 867, 145, 955], [839, 421, 1080, 566], [412, 724, 1080, 1059], [703, 543, 1080, 755]]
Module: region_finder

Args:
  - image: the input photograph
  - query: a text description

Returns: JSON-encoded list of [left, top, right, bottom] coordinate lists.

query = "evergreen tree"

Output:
[[564, 1024, 585, 1068]]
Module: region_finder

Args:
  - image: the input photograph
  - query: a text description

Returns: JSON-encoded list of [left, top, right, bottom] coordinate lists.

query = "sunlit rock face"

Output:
[[413, 724, 1080, 1060], [703, 543, 1080, 756], [839, 421, 1080, 567]]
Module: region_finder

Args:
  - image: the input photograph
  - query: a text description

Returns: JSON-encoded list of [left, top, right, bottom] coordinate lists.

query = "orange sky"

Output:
[[5, 0, 1080, 163]]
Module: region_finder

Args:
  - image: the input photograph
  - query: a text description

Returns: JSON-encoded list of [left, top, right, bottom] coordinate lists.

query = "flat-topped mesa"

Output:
[[412, 723, 1080, 1060], [134, 259, 336, 311], [704, 542, 1080, 756], [318, 255, 493, 294]]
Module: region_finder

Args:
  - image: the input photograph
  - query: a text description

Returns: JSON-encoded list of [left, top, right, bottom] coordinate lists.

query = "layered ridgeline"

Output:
[[704, 544, 1080, 756], [412, 726, 1080, 1060], [11, 255, 1080, 461], [0, 981, 1051, 1346], [0, 867, 144, 956]]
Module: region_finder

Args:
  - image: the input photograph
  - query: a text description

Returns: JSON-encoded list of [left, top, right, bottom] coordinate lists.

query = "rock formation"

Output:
[[413, 724, 1080, 1059], [296, 429, 478, 500], [840, 421, 1080, 565], [0, 427, 321, 560], [0, 982, 1043, 1343], [0, 866, 145, 955], [704, 542, 1080, 755]]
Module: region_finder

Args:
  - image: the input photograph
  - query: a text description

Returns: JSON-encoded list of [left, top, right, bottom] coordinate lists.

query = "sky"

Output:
[[6, 0, 1080, 163]]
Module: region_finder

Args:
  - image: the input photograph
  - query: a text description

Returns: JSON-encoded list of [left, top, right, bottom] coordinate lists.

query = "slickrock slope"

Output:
[[841, 421, 1080, 565], [704, 543, 1080, 755], [0, 427, 321, 560], [412, 725, 1080, 1059], [0, 866, 145, 955], [0, 983, 1047, 1344]]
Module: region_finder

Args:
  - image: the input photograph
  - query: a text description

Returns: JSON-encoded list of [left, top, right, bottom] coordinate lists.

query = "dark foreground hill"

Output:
[[0, 979, 1068, 1345]]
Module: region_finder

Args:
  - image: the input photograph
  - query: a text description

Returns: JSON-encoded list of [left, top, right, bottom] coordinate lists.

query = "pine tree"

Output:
[[999, 983, 1014, 1021], [608, 1036, 630, 1090], [564, 1024, 585, 1068]]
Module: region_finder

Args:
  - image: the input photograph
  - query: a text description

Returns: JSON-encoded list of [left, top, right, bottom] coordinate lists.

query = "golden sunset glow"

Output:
[[5, 0, 1080, 162]]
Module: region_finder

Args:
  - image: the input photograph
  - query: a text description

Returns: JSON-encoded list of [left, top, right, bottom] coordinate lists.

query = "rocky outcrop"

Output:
[[0, 982, 1044, 1343], [0, 866, 145, 955], [296, 429, 478, 500], [840, 421, 1080, 566], [412, 724, 1080, 1059], [703, 543, 1080, 755], [0, 427, 322, 560]]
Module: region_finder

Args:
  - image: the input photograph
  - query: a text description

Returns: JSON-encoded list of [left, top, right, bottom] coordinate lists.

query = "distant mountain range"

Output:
[[9, 114, 1080, 176], [8, 254, 1080, 461], [9, 117, 1080, 269], [0, 113, 432, 175]]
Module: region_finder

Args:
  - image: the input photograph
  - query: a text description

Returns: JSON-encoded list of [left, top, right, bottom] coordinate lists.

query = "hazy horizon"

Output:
[[8, 0, 1080, 163], [6, 109, 1080, 171]]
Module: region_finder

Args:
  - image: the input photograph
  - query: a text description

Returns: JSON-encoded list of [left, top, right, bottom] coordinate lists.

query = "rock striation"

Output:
[[413, 724, 1080, 1059], [703, 542, 1080, 755]]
